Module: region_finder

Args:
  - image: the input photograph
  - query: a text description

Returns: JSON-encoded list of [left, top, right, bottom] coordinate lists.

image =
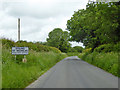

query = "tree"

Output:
[[47, 28, 71, 52], [67, 2, 120, 50], [73, 46, 83, 53]]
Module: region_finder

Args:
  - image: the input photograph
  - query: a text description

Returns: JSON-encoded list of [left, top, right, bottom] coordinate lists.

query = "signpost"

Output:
[[12, 47, 29, 62]]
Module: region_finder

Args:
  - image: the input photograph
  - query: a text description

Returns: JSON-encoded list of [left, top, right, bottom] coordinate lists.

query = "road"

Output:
[[26, 56, 118, 88]]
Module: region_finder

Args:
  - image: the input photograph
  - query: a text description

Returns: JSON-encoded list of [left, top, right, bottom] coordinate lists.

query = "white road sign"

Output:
[[12, 47, 29, 55]]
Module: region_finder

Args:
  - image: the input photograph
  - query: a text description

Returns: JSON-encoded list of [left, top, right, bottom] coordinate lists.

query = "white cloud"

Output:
[[0, 0, 88, 47], [70, 42, 85, 48]]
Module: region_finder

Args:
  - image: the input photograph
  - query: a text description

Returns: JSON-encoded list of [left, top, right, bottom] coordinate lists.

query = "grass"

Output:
[[78, 52, 119, 77], [2, 48, 67, 88], [66, 50, 119, 77]]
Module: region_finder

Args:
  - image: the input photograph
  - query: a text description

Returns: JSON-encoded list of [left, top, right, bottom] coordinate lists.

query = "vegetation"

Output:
[[78, 49, 119, 77], [2, 38, 61, 53], [94, 42, 120, 53], [67, 2, 120, 51], [66, 2, 119, 77], [1, 1, 120, 88], [47, 28, 71, 53], [67, 52, 80, 57], [72, 46, 83, 53], [67, 43, 119, 77], [2, 38, 67, 88]]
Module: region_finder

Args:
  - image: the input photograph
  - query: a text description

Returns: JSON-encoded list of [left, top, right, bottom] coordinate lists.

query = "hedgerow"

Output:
[[1, 38, 61, 53]]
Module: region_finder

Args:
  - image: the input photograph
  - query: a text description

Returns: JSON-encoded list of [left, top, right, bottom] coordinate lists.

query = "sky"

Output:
[[0, 0, 89, 48]]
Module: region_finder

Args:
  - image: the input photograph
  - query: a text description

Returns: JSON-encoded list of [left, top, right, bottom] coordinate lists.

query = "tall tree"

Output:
[[67, 2, 120, 50], [47, 28, 71, 52]]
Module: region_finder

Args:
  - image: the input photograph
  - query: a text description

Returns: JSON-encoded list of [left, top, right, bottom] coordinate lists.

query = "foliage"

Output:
[[1, 38, 61, 54], [47, 28, 71, 53], [68, 47, 77, 52], [66, 52, 80, 57], [2, 38, 15, 49], [2, 45, 67, 88], [67, 2, 120, 50], [35, 41, 48, 46], [78, 51, 119, 77], [94, 42, 120, 53], [73, 46, 83, 53], [82, 48, 92, 54], [113, 42, 120, 52], [66, 2, 120, 78], [81, 48, 92, 60]]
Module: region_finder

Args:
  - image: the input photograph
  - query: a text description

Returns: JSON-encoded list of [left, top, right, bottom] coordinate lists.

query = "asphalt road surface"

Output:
[[26, 56, 118, 88]]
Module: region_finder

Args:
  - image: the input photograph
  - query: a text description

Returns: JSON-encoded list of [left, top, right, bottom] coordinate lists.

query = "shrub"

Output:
[[73, 46, 83, 53], [2, 38, 15, 49], [113, 42, 120, 52], [2, 38, 61, 54], [94, 42, 120, 53], [68, 47, 77, 52], [82, 48, 92, 53], [49, 47, 61, 53]]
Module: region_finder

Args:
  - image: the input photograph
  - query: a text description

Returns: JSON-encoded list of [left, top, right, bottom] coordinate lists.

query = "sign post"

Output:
[[12, 47, 29, 62], [15, 55, 16, 60]]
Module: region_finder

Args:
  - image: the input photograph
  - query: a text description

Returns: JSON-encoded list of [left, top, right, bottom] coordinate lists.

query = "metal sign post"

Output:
[[15, 55, 16, 60], [23, 55, 27, 63], [24, 55, 26, 58]]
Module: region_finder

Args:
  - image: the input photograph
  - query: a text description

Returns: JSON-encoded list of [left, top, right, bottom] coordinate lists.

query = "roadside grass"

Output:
[[78, 52, 119, 77], [66, 49, 119, 77], [2, 48, 67, 88]]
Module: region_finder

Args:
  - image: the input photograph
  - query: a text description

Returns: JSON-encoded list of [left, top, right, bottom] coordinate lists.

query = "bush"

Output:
[[49, 47, 61, 53], [1, 38, 61, 53], [2, 38, 15, 49], [73, 46, 83, 53], [82, 48, 92, 53], [81, 48, 92, 60], [113, 42, 120, 52], [68, 47, 77, 52], [94, 42, 120, 53]]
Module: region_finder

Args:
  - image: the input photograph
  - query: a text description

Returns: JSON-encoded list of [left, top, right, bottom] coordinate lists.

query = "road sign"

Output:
[[12, 47, 29, 55]]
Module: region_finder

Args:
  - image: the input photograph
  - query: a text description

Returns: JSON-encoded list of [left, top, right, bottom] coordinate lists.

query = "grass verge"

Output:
[[66, 50, 119, 77], [78, 52, 119, 77], [2, 48, 67, 88]]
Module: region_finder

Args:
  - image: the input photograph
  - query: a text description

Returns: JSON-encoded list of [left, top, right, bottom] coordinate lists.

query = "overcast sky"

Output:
[[0, 0, 88, 47]]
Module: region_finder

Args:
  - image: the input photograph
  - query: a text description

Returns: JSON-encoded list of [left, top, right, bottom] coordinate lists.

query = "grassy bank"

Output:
[[67, 51, 119, 77], [78, 51, 119, 77], [67, 43, 119, 77], [2, 47, 67, 88]]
